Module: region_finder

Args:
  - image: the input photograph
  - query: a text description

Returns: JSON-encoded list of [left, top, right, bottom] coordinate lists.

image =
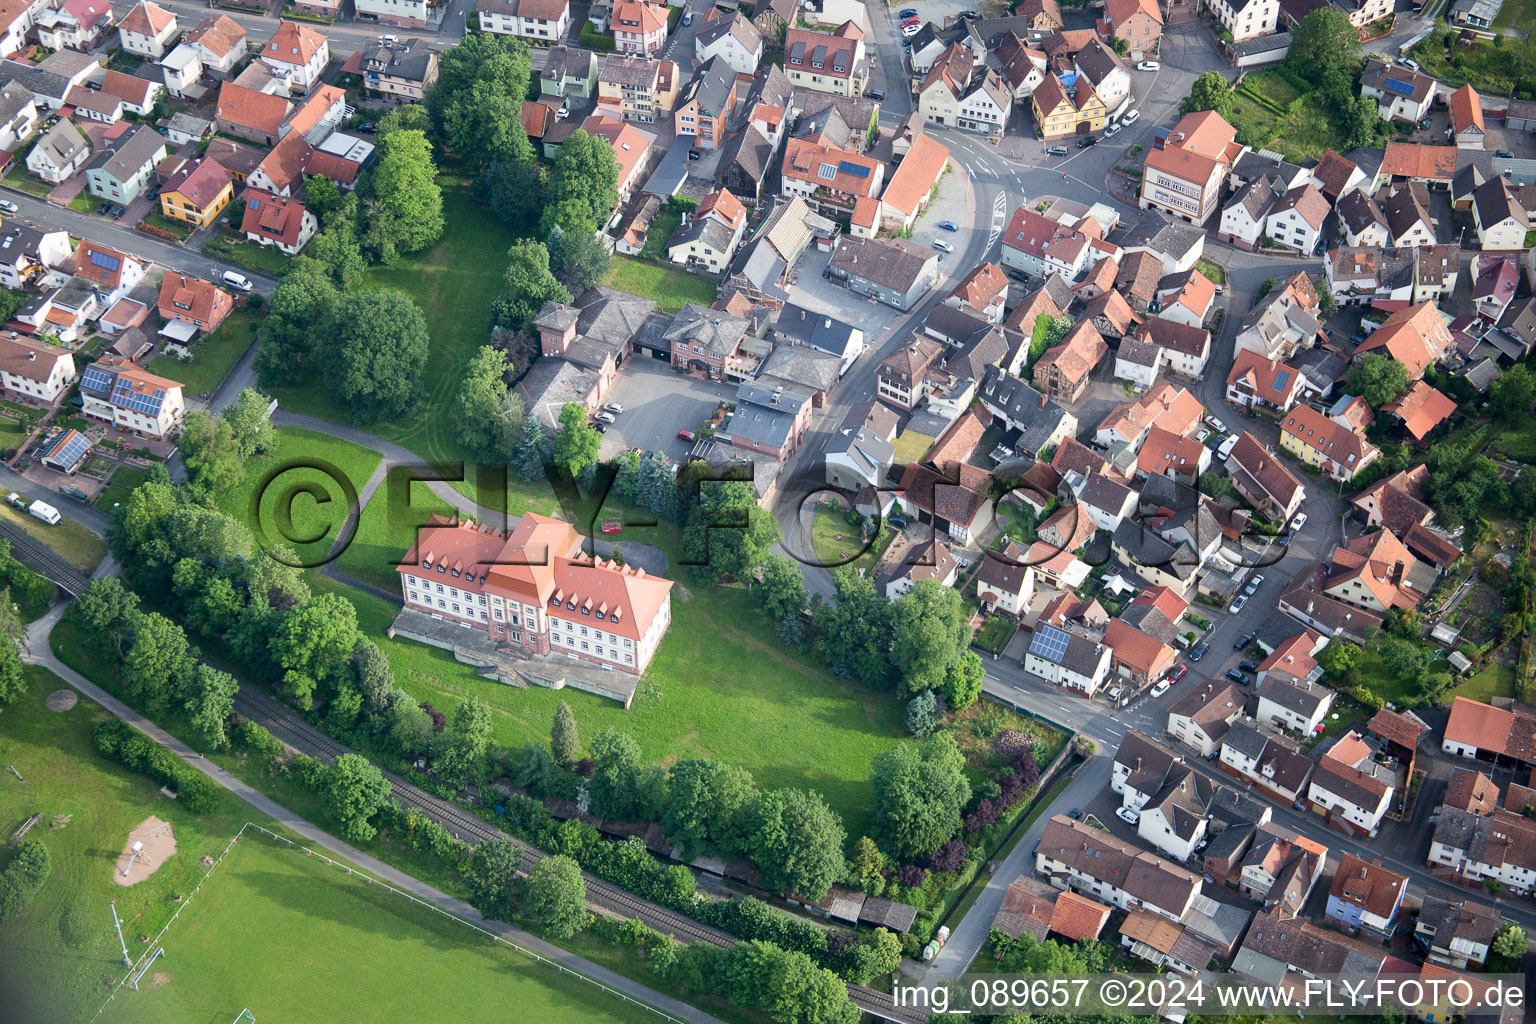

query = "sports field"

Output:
[[97, 829, 659, 1024]]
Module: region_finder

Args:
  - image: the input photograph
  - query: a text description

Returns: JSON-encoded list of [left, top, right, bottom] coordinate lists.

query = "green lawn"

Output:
[[94, 465, 149, 513], [0, 668, 258, 1024], [212, 426, 383, 569], [1230, 69, 1373, 163], [321, 573, 906, 842], [2, 162, 52, 197], [148, 309, 261, 397], [135, 207, 194, 242], [974, 615, 1017, 656], [97, 829, 659, 1024], [66, 194, 97, 214], [1195, 259, 1227, 286], [1410, 25, 1536, 94], [638, 206, 682, 263], [201, 234, 294, 278], [809, 500, 886, 573], [1356, 647, 1426, 707], [604, 256, 717, 313], [1450, 661, 1517, 703], [0, 501, 105, 572]]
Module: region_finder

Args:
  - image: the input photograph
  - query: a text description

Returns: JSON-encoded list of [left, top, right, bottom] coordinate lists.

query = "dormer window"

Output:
[[437, 564, 446, 574], [567, 600, 576, 610], [451, 569, 460, 578]]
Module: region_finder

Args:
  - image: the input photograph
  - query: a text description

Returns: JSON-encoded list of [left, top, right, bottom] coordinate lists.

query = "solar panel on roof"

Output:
[[1030, 624, 1072, 662], [1272, 370, 1291, 392], [89, 250, 121, 272], [1384, 78, 1414, 96], [838, 160, 869, 178], [79, 366, 114, 392], [111, 377, 165, 416], [49, 432, 91, 467]]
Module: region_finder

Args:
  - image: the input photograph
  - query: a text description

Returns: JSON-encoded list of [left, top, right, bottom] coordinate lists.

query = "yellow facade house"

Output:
[[158, 157, 233, 227]]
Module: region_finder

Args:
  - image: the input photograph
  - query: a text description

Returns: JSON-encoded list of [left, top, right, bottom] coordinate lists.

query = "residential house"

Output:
[[824, 421, 893, 491], [1353, 300, 1453, 379], [1383, 183, 1436, 248], [1221, 721, 1316, 806], [182, 14, 246, 76], [610, 0, 668, 56], [874, 131, 946, 235], [976, 367, 1078, 454], [1428, 806, 1536, 895], [1140, 110, 1244, 225], [883, 539, 959, 600], [1234, 272, 1321, 360], [893, 460, 994, 546], [475, 0, 571, 43], [1071, 471, 1138, 532], [775, 304, 863, 375], [1238, 822, 1328, 917], [83, 124, 165, 204], [1279, 404, 1378, 482], [948, 263, 1009, 323], [258, 21, 328, 94], [540, 46, 597, 100], [1381, 141, 1457, 188], [241, 189, 317, 255], [1226, 349, 1304, 412], [974, 541, 1036, 617], [25, 118, 88, 183], [1095, 382, 1203, 450], [1309, 730, 1396, 836], [1264, 183, 1329, 254], [583, 113, 654, 209], [666, 301, 750, 380], [1415, 893, 1498, 969], [748, 0, 795, 37], [694, 9, 761, 75], [1449, 84, 1484, 150], [0, 333, 74, 402], [36, 0, 114, 52], [1254, 643, 1329, 730], [1226, 432, 1305, 523], [0, 225, 70, 291], [1032, 320, 1107, 403], [827, 236, 938, 312], [1320, 526, 1436, 614], [993, 877, 1112, 943], [780, 132, 883, 218], [1440, 696, 1536, 769], [1030, 73, 1106, 140], [1219, 174, 1276, 249], [354, 37, 438, 102], [157, 157, 231, 228], [1326, 854, 1408, 938], [71, 240, 142, 309], [1383, 379, 1456, 443], [1103, 0, 1161, 61], [78, 356, 184, 437], [674, 56, 736, 151], [214, 81, 291, 145], [1443, 769, 1499, 816], [1001, 206, 1091, 281], [1471, 176, 1528, 251], [1167, 680, 1246, 757], [157, 273, 232, 334], [1134, 424, 1209, 484], [1152, 269, 1216, 329], [783, 21, 867, 98], [1473, 251, 1520, 323], [666, 188, 747, 271], [1337, 189, 1390, 248], [1205, 0, 1279, 41], [397, 512, 674, 677], [1360, 59, 1438, 122], [1025, 624, 1112, 696], [355, 0, 431, 27], [1233, 909, 1384, 984], [1104, 619, 1177, 689], [1073, 38, 1130, 117], [117, 1, 176, 59], [987, 31, 1046, 105], [1013, 0, 1062, 31], [596, 55, 678, 124], [1035, 814, 1203, 921]]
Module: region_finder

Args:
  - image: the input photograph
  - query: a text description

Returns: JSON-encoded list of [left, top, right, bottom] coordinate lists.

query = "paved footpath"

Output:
[[22, 604, 727, 1024]]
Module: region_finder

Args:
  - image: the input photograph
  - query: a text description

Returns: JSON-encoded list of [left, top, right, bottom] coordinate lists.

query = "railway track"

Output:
[[231, 685, 913, 1020]]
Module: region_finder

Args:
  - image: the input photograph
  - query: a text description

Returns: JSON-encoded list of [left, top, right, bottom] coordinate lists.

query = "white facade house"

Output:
[[159, 45, 203, 97], [1024, 624, 1112, 696], [1254, 676, 1333, 735], [0, 226, 72, 290], [476, 0, 573, 43], [1204, 0, 1278, 42], [1036, 815, 1204, 922], [0, 333, 75, 402], [258, 22, 330, 93], [693, 11, 761, 76], [116, 1, 177, 59], [1264, 185, 1328, 255]]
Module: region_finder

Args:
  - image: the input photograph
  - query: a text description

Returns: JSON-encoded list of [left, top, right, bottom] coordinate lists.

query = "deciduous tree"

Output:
[[540, 129, 619, 237], [1347, 353, 1410, 409], [1491, 365, 1535, 422], [221, 388, 276, 458], [317, 289, 430, 423], [888, 579, 971, 696], [183, 664, 237, 750], [554, 402, 602, 477], [362, 130, 444, 258], [587, 728, 645, 820], [467, 837, 523, 920], [491, 241, 570, 334], [1181, 71, 1233, 117], [749, 787, 846, 900], [456, 346, 526, 463], [869, 734, 971, 861], [523, 854, 587, 938]]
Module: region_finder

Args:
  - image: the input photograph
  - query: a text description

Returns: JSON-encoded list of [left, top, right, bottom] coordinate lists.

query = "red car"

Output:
[[677, 429, 695, 442], [600, 521, 622, 535], [1166, 664, 1188, 684]]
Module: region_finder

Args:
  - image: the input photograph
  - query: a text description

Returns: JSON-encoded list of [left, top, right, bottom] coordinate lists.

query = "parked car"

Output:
[[676, 428, 695, 442], [958, 9, 978, 19], [1122, 108, 1141, 125], [600, 521, 622, 535], [1278, 531, 1294, 546], [1290, 511, 1308, 531], [1229, 593, 1248, 613], [0, 199, 17, 215], [592, 423, 607, 433], [1234, 630, 1257, 650], [682, 10, 692, 24], [1149, 679, 1170, 698], [221, 270, 254, 292], [1244, 573, 1265, 595], [1167, 664, 1188, 684], [1238, 660, 1259, 673], [937, 220, 958, 231], [866, 88, 885, 101], [110, 205, 126, 220], [901, 20, 921, 36], [931, 239, 954, 253], [1189, 641, 1209, 661], [1104, 123, 1122, 137], [1006, 268, 1031, 283], [1227, 668, 1250, 685], [1137, 60, 1160, 71], [1496, 148, 1514, 158], [1045, 145, 1068, 155], [1116, 805, 1140, 825], [1076, 136, 1098, 148], [899, 7, 917, 16], [1067, 807, 1083, 820], [603, 403, 624, 414], [96, 201, 112, 216], [1398, 56, 1420, 71], [356, 122, 377, 134], [596, 411, 617, 424]]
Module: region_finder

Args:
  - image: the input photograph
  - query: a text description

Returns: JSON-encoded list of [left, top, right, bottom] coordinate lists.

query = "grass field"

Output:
[[0, 668, 255, 1024], [149, 309, 261, 398], [1410, 23, 1536, 94], [201, 234, 294, 279], [1230, 70, 1366, 163], [1449, 660, 1517, 703], [809, 501, 886, 573], [0, 501, 105, 572], [605, 256, 717, 312], [97, 830, 659, 1024], [94, 466, 150, 513], [212, 427, 382, 569]]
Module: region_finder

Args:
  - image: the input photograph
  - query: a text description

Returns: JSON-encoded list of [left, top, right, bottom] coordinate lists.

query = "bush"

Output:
[[0, 836, 51, 920], [578, 23, 615, 52], [93, 719, 221, 814]]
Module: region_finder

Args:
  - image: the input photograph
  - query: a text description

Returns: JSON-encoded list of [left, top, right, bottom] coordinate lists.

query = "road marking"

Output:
[[986, 190, 1007, 250]]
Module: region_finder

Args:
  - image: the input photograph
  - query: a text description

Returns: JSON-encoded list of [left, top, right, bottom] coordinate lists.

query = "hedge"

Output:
[[92, 719, 220, 814], [0, 836, 50, 920], [579, 24, 616, 52]]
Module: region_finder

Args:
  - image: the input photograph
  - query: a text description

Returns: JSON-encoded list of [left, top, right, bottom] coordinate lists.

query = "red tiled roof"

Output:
[[119, 1, 174, 36], [1381, 142, 1458, 181], [241, 188, 311, 248], [881, 133, 949, 218], [1047, 891, 1112, 941], [1449, 84, 1483, 135], [1384, 380, 1456, 441], [262, 20, 327, 67], [216, 81, 290, 136], [161, 157, 231, 210]]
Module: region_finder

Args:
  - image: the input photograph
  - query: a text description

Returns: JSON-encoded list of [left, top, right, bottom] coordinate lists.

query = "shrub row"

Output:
[[0, 836, 50, 920], [92, 719, 220, 814]]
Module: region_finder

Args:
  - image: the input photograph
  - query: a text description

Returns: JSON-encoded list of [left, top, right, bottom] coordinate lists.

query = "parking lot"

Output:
[[598, 358, 736, 459]]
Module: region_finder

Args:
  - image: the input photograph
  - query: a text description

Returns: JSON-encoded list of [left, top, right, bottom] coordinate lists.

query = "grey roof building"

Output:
[[976, 365, 1075, 454], [758, 344, 840, 398], [773, 303, 862, 364], [827, 236, 940, 311]]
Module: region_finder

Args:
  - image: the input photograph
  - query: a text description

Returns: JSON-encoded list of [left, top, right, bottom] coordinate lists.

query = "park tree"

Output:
[[1490, 365, 1535, 422], [942, 650, 984, 711], [72, 577, 141, 658], [435, 695, 493, 787], [749, 787, 847, 900], [352, 642, 395, 716], [849, 837, 885, 894], [480, 157, 544, 232], [869, 733, 971, 861], [427, 33, 535, 168], [491, 241, 571, 334], [550, 700, 580, 768], [888, 579, 972, 696], [1347, 353, 1411, 409], [587, 728, 645, 820], [456, 346, 526, 463], [514, 415, 553, 481], [178, 412, 244, 501], [663, 758, 759, 858], [122, 613, 196, 713], [1181, 71, 1233, 118], [306, 213, 367, 287], [683, 480, 782, 583], [0, 640, 23, 715], [757, 554, 808, 622], [362, 130, 444, 259], [317, 289, 430, 423], [554, 402, 602, 477], [540, 129, 620, 238], [1286, 8, 1359, 98], [270, 592, 362, 710], [254, 267, 338, 386], [547, 222, 612, 295], [813, 566, 892, 687], [302, 174, 347, 225], [1492, 922, 1528, 961], [376, 103, 433, 139], [324, 753, 392, 842], [221, 388, 276, 459], [183, 664, 238, 750], [467, 837, 523, 921], [904, 690, 940, 737], [523, 854, 588, 938]]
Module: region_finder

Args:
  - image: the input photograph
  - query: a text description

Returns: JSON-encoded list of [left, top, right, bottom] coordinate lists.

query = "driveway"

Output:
[[598, 358, 736, 460]]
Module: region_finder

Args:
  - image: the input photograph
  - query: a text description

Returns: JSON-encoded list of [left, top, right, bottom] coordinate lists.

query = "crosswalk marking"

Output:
[[986, 190, 1007, 251]]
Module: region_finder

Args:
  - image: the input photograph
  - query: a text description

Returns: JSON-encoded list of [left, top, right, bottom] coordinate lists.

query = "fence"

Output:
[[92, 821, 690, 1024]]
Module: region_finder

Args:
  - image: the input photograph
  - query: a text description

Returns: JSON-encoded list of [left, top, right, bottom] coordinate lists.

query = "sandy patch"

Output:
[[45, 689, 77, 712], [112, 817, 176, 887]]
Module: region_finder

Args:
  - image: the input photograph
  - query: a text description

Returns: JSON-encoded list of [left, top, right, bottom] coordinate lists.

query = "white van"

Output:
[[1216, 434, 1239, 461], [221, 270, 253, 292], [28, 499, 60, 525]]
